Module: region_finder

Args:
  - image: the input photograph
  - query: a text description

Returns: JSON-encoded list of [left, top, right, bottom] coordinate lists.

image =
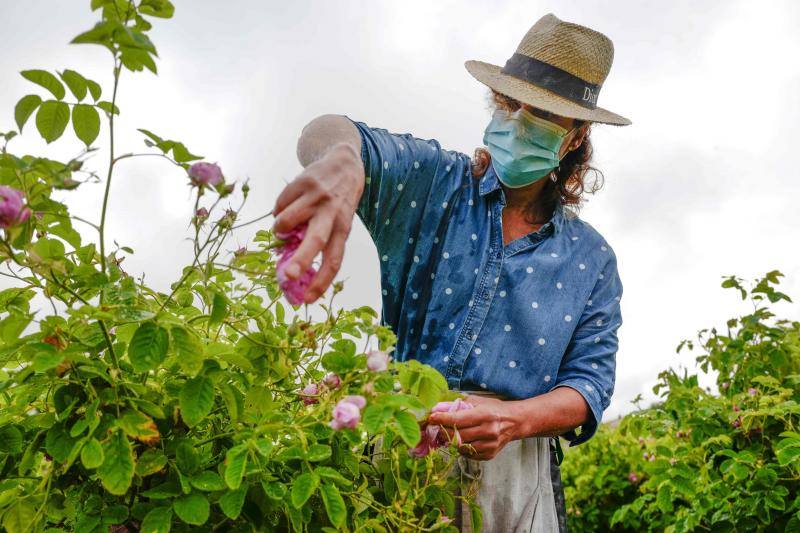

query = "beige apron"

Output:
[[450, 390, 563, 533]]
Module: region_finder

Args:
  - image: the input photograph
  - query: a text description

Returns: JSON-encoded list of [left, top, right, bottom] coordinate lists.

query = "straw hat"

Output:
[[465, 13, 631, 126]]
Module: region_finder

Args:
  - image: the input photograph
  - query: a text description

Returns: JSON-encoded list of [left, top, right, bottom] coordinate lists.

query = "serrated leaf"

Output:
[[80, 438, 104, 469], [129, 322, 169, 372], [190, 471, 226, 491], [1, 499, 36, 533], [14, 94, 41, 131], [307, 443, 332, 462], [140, 506, 172, 533], [136, 449, 168, 477], [219, 485, 248, 519], [173, 493, 209, 525], [0, 426, 23, 454], [179, 376, 214, 427], [291, 472, 319, 509], [139, 0, 175, 18], [320, 483, 347, 528], [35, 100, 70, 143], [224, 444, 248, 489], [171, 326, 204, 376], [98, 430, 134, 495], [394, 410, 421, 447], [172, 142, 202, 163], [209, 292, 228, 325], [315, 466, 352, 487], [21, 69, 65, 99], [59, 69, 88, 101], [72, 104, 100, 146]]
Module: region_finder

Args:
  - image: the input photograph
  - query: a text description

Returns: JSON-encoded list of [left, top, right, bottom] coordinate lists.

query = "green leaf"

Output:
[[291, 472, 319, 509], [80, 438, 104, 469], [209, 292, 228, 325], [129, 322, 169, 372], [97, 100, 120, 115], [86, 79, 102, 101], [21, 69, 65, 99], [72, 104, 101, 146], [32, 345, 63, 372], [363, 404, 392, 434], [59, 69, 88, 101], [139, 0, 175, 18], [173, 493, 210, 525], [190, 471, 226, 491], [307, 443, 332, 462], [0, 425, 23, 454], [394, 410, 421, 447], [14, 94, 42, 131], [219, 485, 248, 519], [98, 430, 135, 495], [140, 506, 172, 533], [320, 483, 347, 528], [315, 466, 352, 487], [179, 376, 214, 427], [45, 422, 78, 462], [261, 481, 287, 500], [171, 142, 202, 163], [118, 410, 159, 440], [171, 326, 204, 376], [1, 499, 37, 533], [136, 449, 168, 477], [224, 444, 248, 489], [35, 100, 70, 143]]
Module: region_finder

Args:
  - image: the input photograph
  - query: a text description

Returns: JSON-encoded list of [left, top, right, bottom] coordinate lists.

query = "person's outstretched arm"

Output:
[[272, 114, 366, 304]]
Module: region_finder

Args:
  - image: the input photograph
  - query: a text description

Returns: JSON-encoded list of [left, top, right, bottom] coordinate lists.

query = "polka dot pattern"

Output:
[[353, 121, 621, 439]]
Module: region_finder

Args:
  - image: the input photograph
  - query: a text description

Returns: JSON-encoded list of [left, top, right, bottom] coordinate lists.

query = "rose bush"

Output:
[[0, 2, 478, 531], [561, 271, 800, 532]]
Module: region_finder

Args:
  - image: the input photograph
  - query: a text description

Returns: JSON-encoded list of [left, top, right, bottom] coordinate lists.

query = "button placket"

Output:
[[444, 200, 504, 389]]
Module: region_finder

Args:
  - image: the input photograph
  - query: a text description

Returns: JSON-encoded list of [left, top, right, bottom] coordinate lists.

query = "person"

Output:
[[272, 12, 631, 532]]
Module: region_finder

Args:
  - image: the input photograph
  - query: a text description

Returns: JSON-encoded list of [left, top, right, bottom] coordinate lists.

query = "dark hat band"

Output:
[[500, 53, 602, 110]]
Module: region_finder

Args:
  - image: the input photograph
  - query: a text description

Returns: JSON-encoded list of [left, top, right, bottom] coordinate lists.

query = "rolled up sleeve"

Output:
[[554, 247, 623, 447], [342, 116, 471, 322]]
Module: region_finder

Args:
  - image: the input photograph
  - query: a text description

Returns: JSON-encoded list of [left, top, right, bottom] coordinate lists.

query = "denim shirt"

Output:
[[345, 117, 623, 447]]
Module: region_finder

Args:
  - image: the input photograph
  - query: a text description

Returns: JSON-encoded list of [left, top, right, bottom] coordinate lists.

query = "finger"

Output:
[[429, 409, 484, 429], [272, 176, 307, 218], [455, 426, 494, 444], [303, 226, 347, 303], [272, 190, 322, 236], [279, 209, 334, 280], [459, 440, 498, 459]]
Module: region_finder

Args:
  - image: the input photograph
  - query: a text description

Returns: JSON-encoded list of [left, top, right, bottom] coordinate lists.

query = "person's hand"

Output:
[[271, 142, 365, 304], [428, 395, 524, 461]]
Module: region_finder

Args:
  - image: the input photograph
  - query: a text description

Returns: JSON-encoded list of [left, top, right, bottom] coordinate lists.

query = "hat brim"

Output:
[[465, 59, 632, 126]]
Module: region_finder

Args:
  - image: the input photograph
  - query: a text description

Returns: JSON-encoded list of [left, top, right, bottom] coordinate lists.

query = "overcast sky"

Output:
[[1, 0, 798, 423]]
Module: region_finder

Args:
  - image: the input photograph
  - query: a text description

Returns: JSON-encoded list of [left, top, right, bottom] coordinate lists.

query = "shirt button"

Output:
[[496, 252, 501, 259]]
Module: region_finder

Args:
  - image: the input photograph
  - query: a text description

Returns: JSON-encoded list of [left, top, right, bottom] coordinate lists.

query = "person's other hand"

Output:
[[271, 142, 364, 303], [428, 395, 524, 461]]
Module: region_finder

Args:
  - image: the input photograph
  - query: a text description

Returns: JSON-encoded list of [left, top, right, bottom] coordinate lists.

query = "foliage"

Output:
[[561, 271, 800, 532], [0, 1, 474, 531]]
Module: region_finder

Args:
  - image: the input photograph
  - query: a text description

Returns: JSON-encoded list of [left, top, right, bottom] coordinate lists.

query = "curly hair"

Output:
[[471, 89, 604, 225]]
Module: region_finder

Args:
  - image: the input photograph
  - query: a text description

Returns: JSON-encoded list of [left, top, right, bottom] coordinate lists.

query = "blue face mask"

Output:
[[482, 107, 575, 188]]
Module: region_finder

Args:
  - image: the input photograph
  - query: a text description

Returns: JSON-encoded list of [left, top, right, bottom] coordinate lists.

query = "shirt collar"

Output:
[[478, 160, 567, 235]]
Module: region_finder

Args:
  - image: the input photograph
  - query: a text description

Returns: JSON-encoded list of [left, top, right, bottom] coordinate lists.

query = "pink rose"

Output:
[[366, 350, 390, 372], [628, 472, 638, 483], [409, 398, 474, 458], [721, 381, 729, 390], [276, 249, 317, 306], [196, 207, 209, 219], [329, 397, 364, 430], [188, 162, 223, 187], [343, 395, 366, 409], [0, 186, 31, 229], [747, 387, 757, 396], [322, 372, 341, 390], [300, 383, 319, 405], [274, 223, 317, 305]]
